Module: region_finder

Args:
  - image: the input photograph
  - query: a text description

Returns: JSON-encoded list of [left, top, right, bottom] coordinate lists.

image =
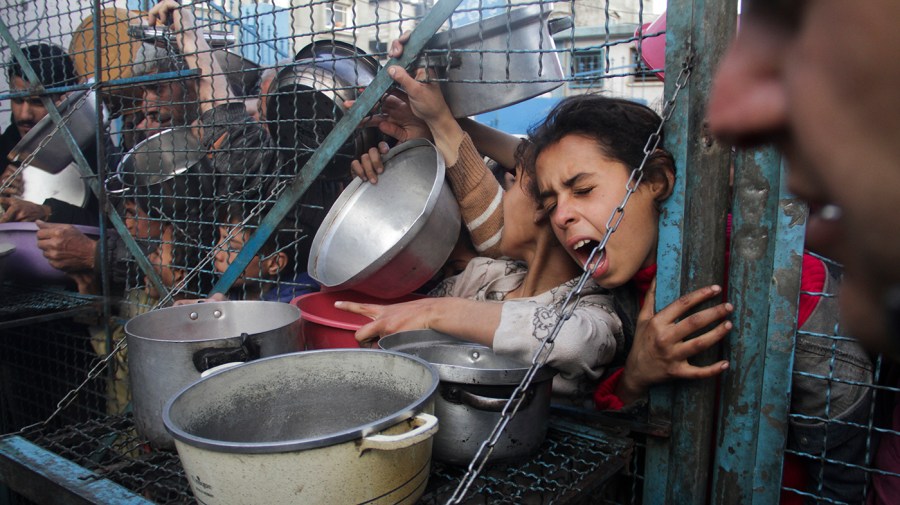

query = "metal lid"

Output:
[[379, 329, 557, 385]]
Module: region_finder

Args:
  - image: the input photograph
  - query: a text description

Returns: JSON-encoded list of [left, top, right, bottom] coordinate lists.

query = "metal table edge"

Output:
[[0, 435, 154, 504]]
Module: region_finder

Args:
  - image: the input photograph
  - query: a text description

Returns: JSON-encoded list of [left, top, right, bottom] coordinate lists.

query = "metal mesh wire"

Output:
[[10, 1, 896, 505], [9, 415, 631, 504]]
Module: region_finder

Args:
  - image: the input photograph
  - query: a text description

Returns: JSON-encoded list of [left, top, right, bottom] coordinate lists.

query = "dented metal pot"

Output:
[[380, 329, 556, 465], [125, 301, 302, 449]]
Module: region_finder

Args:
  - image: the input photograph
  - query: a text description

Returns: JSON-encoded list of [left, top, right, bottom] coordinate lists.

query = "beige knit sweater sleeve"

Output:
[[444, 133, 505, 258]]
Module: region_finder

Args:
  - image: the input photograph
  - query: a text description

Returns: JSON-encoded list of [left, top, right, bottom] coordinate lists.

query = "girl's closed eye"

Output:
[[573, 185, 594, 196]]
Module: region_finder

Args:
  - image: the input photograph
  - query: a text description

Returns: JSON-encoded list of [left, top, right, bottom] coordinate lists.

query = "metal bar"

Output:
[[751, 159, 804, 504], [646, 0, 737, 502], [711, 147, 783, 503], [0, 436, 154, 505], [211, 0, 465, 294], [0, 18, 170, 299]]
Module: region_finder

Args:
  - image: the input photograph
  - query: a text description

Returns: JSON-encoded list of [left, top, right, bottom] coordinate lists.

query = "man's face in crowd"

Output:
[[9, 76, 66, 137], [140, 79, 196, 131], [708, 0, 900, 351]]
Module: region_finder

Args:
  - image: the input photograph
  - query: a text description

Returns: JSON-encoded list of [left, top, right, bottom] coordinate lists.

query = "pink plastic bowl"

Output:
[[0, 222, 101, 283], [291, 290, 426, 349]]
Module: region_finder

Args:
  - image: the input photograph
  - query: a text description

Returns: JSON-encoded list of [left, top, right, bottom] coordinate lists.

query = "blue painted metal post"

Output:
[[712, 149, 803, 504], [211, 0, 464, 294], [645, 0, 737, 502]]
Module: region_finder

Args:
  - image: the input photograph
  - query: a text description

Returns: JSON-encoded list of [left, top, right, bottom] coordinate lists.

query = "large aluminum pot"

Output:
[[422, 5, 569, 118], [308, 139, 461, 299], [267, 40, 381, 180], [380, 330, 556, 465], [163, 349, 439, 505], [124, 301, 302, 449]]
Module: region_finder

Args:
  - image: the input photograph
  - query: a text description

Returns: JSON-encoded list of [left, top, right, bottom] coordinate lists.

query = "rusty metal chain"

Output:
[[446, 50, 693, 504]]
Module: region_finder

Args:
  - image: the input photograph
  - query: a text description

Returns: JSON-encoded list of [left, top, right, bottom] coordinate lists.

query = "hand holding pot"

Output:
[[35, 220, 97, 272], [173, 292, 228, 306], [349, 141, 390, 184], [0, 197, 50, 223], [1, 163, 23, 197]]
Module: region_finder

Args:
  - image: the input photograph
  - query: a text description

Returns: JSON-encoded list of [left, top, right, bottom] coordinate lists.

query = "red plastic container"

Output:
[[291, 290, 426, 349]]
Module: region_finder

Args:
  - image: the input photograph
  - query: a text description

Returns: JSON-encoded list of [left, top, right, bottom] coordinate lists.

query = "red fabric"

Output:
[[632, 264, 657, 308], [593, 368, 625, 411], [780, 453, 809, 505], [797, 254, 826, 328]]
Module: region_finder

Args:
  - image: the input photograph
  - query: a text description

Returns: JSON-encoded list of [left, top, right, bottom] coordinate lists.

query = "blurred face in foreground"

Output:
[[708, 0, 900, 352]]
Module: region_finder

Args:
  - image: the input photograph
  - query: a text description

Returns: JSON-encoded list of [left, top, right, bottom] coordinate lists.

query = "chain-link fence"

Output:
[[1, 0, 895, 504]]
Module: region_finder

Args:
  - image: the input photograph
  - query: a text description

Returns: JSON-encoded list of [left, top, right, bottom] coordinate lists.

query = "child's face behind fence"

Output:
[[214, 225, 283, 289], [145, 225, 183, 299], [535, 134, 670, 290]]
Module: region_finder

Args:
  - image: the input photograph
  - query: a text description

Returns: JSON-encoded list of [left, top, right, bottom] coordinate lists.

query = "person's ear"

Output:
[[263, 252, 288, 276], [647, 157, 675, 202], [656, 165, 676, 202], [172, 267, 186, 285]]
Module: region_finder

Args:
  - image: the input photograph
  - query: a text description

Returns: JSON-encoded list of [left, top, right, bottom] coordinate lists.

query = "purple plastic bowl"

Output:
[[0, 222, 101, 283]]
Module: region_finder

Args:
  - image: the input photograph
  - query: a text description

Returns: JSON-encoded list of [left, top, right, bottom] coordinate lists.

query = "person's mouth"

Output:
[[804, 202, 844, 259], [570, 237, 608, 278], [16, 122, 36, 133]]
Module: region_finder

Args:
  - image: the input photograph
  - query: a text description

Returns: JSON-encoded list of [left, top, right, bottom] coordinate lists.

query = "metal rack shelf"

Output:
[[1, 414, 632, 504], [0, 283, 102, 331]]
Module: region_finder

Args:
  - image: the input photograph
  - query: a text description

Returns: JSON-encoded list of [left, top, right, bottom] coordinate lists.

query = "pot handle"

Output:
[[548, 16, 574, 35], [358, 413, 438, 453], [443, 385, 535, 412], [192, 332, 260, 373]]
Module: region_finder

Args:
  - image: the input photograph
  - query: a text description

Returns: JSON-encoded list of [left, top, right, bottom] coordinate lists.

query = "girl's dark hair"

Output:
[[522, 94, 675, 200]]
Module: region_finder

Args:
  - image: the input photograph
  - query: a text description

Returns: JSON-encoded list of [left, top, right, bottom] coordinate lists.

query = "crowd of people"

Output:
[[2, 0, 899, 502]]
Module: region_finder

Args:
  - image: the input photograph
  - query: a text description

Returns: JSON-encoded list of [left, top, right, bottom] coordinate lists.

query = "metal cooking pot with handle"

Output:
[[163, 349, 439, 504], [380, 329, 556, 465], [124, 301, 303, 449], [267, 40, 381, 180], [421, 5, 570, 118]]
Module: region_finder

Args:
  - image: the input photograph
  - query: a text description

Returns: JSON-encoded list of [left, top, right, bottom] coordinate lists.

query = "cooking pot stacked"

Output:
[[266, 41, 382, 182]]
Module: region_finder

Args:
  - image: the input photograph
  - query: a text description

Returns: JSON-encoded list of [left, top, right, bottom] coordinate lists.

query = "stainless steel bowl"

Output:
[[307, 139, 461, 299], [114, 127, 212, 218]]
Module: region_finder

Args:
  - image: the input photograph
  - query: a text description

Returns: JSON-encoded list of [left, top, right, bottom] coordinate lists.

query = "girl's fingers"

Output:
[[672, 302, 734, 336], [672, 319, 733, 360], [656, 284, 724, 322], [637, 276, 657, 323], [672, 360, 730, 381]]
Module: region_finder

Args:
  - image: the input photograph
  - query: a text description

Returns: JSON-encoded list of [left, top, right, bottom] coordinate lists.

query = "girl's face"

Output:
[[499, 166, 541, 259], [534, 134, 667, 289]]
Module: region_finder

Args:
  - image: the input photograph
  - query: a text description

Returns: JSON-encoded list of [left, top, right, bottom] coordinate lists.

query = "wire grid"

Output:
[[0, 283, 101, 328], [11, 414, 631, 505], [0, 320, 107, 436], [777, 254, 890, 505], [0, 0, 675, 502]]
